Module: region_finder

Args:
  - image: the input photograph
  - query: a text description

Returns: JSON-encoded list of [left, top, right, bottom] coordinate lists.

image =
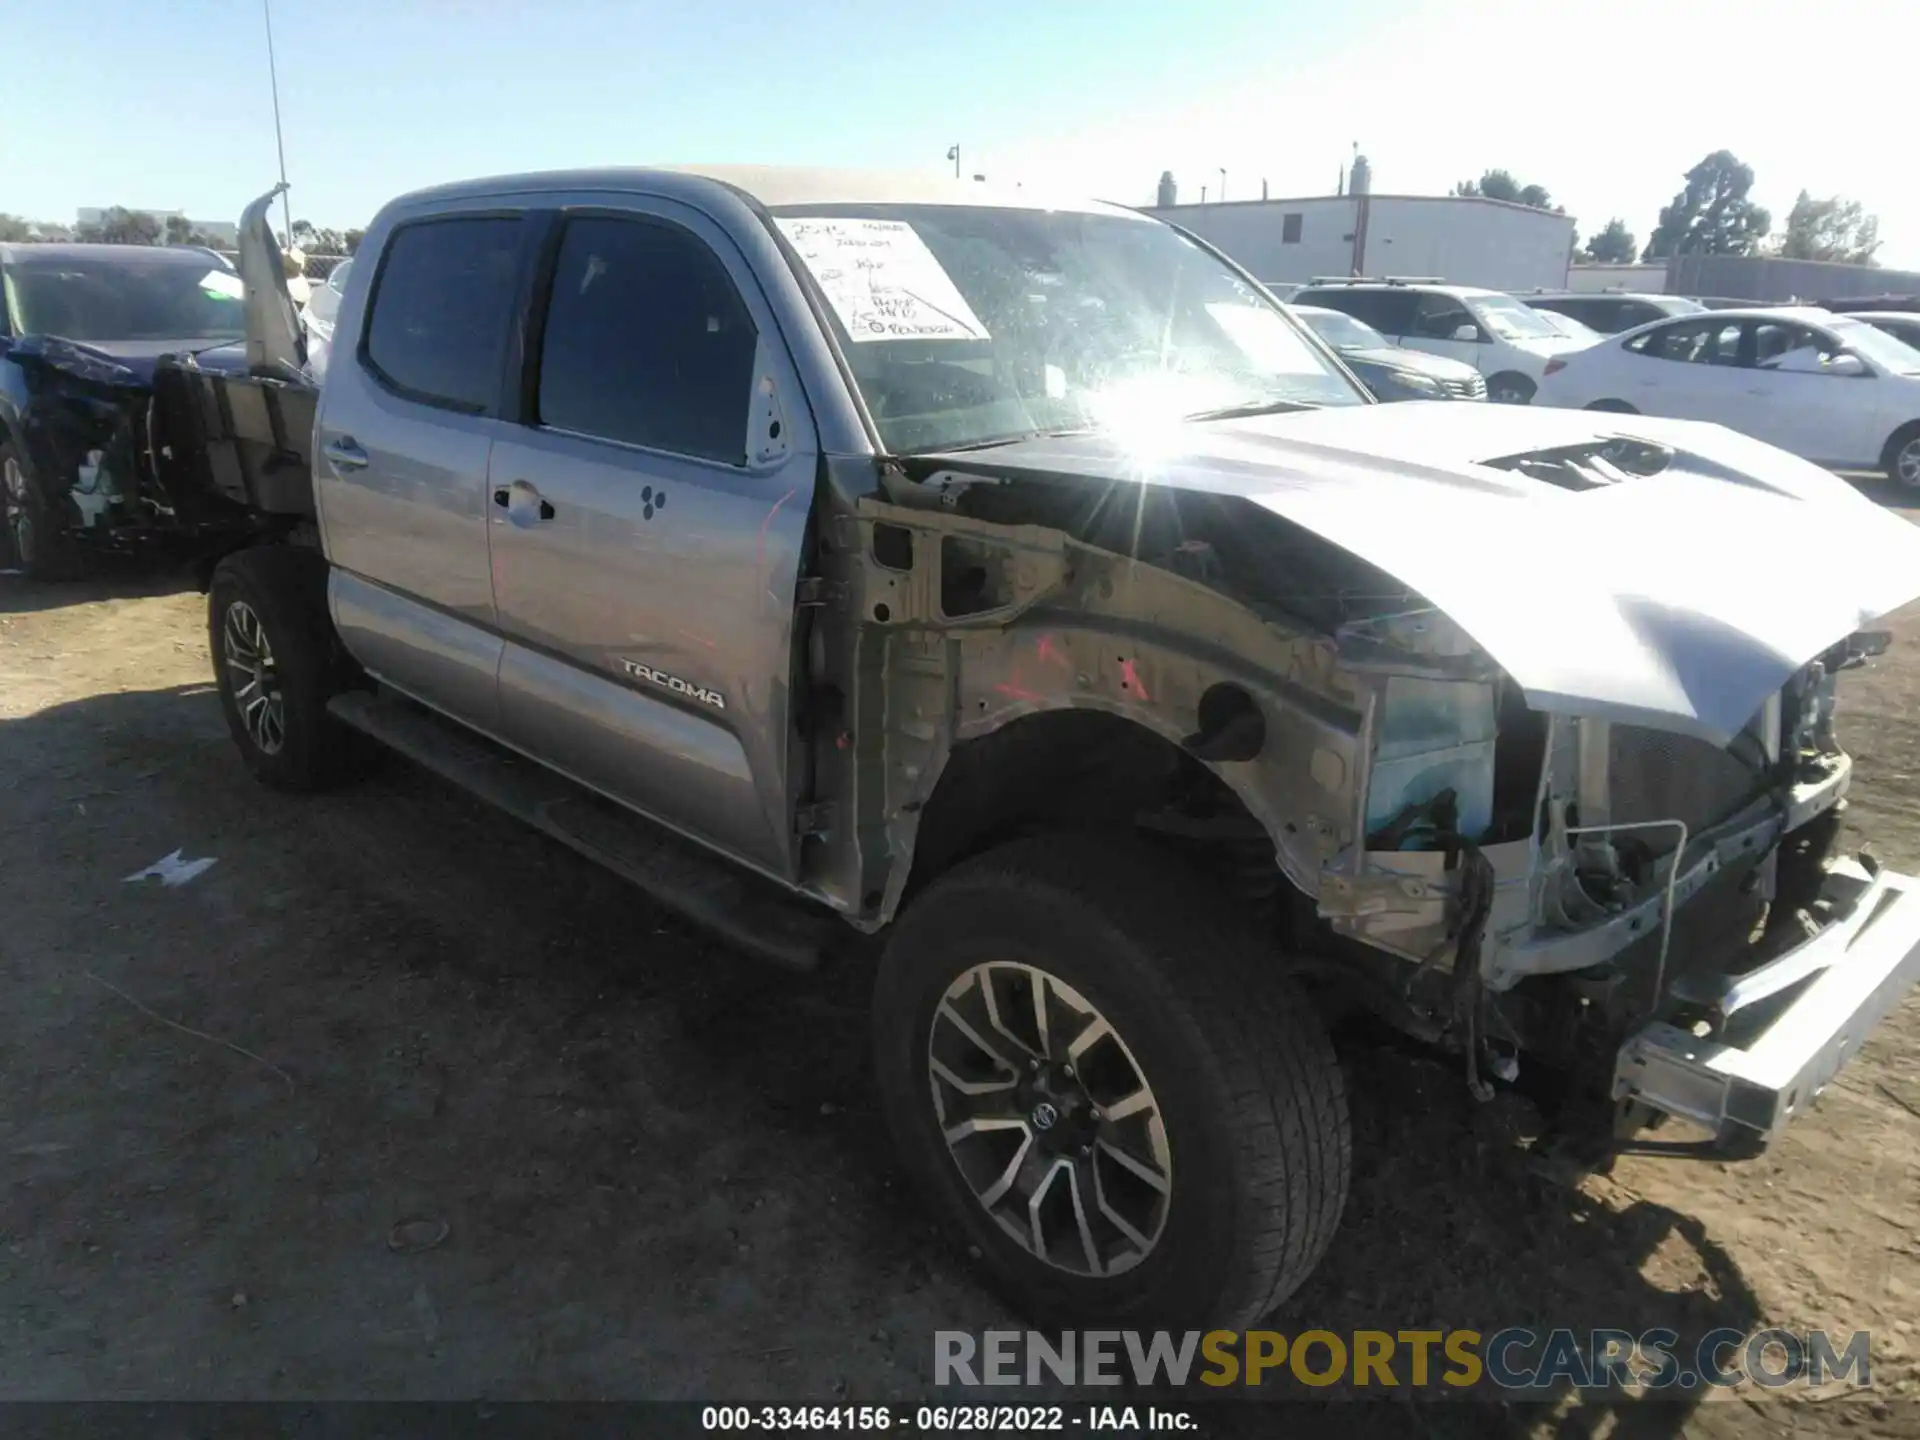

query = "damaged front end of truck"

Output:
[[815, 400, 1920, 1171]]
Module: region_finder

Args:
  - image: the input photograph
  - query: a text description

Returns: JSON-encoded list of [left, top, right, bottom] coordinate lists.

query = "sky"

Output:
[[7, 0, 1916, 268]]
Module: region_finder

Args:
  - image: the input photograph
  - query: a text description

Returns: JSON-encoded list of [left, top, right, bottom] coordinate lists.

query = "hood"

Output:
[[5, 334, 248, 388], [917, 403, 1920, 745], [1341, 346, 1481, 382], [236, 183, 307, 379]]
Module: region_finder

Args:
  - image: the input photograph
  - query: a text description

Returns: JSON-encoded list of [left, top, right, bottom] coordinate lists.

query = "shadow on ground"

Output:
[[0, 684, 1766, 1427], [0, 563, 198, 616]]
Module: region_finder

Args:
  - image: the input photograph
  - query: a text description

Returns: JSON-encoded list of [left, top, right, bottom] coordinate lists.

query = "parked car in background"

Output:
[[1522, 291, 1705, 335], [1850, 311, 1920, 352], [1292, 304, 1486, 400], [1533, 306, 1920, 485], [1528, 307, 1603, 345], [1289, 278, 1589, 404], [0, 242, 252, 575], [300, 256, 353, 380]]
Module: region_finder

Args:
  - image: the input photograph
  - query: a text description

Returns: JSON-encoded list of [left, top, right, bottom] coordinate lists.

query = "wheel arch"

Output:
[[889, 702, 1319, 935], [1881, 418, 1920, 482], [1486, 369, 1538, 403]]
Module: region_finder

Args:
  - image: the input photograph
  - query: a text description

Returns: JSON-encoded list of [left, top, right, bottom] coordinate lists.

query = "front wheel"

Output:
[[0, 439, 81, 580], [1883, 422, 1920, 489], [872, 835, 1350, 1329]]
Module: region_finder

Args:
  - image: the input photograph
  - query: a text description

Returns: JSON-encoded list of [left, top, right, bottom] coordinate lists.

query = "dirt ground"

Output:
[[2, 511, 1917, 1436]]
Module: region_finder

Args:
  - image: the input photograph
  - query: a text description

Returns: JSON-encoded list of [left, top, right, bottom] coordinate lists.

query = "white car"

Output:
[[1851, 311, 1920, 352], [1289, 279, 1593, 405], [1533, 306, 1920, 485], [299, 256, 353, 380]]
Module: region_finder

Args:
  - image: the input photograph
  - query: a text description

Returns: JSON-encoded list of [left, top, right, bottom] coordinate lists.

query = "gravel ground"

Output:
[[2, 525, 1917, 1437]]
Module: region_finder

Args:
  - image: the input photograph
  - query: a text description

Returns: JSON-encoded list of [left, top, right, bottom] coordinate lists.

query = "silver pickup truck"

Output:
[[173, 168, 1920, 1331]]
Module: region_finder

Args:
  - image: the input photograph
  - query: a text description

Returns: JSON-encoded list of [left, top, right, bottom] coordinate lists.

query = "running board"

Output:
[[327, 691, 831, 972]]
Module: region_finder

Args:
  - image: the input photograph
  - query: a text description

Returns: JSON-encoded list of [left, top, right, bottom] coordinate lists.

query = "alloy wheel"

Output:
[[2, 455, 31, 565], [928, 962, 1171, 1278], [222, 599, 287, 754], [1899, 438, 1920, 488]]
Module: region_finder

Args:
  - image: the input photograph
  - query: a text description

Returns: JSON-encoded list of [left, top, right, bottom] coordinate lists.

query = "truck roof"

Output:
[[383, 165, 1140, 219]]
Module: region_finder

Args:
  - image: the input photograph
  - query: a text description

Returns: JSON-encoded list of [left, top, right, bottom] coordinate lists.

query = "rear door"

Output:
[[486, 201, 817, 878], [314, 209, 536, 731], [1615, 316, 1749, 422]]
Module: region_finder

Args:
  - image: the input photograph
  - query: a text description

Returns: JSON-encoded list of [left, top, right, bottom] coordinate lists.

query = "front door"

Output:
[[486, 203, 817, 879], [1400, 293, 1487, 372], [1740, 318, 1883, 467]]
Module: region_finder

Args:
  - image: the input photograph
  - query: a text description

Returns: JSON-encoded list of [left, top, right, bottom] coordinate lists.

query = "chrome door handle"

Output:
[[322, 437, 369, 471]]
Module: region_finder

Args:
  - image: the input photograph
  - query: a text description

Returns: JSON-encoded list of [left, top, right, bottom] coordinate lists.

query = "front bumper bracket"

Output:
[[1613, 857, 1920, 1148]]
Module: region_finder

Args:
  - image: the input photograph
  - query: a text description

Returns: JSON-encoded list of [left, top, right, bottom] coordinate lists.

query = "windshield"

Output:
[[1468, 294, 1564, 342], [769, 204, 1365, 453], [1297, 308, 1387, 351], [1830, 316, 1920, 375], [3, 256, 245, 343]]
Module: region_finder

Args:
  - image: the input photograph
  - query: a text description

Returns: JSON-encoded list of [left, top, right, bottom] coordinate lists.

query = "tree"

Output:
[[1581, 218, 1638, 264], [1642, 151, 1770, 260], [75, 206, 163, 245], [0, 214, 34, 243], [292, 219, 352, 255], [342, 228, 365, 255], [1453, 169, 1561, 212], [1775, 190, 1880, 265], [163, 214, 221, 248]]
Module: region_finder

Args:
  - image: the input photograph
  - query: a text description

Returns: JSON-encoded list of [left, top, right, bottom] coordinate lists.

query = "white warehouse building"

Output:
[[1145, 193, 1577, 294]]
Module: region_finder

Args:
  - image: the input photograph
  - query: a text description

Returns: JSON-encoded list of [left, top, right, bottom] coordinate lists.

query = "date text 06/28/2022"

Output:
[[701, 1406, 1194, 1432]]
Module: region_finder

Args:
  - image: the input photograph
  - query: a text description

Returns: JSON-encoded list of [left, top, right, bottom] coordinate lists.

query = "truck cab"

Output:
[[187, 169, 1920, 1333]]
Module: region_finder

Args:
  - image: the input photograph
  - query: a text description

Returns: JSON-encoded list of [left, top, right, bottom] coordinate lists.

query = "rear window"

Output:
[[362, 217, 527, 413]]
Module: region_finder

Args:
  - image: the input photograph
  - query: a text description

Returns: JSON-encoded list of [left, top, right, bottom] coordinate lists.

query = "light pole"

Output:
[[946, 144, 961, 178], [1219, 168, 1227, 203], [263, 0, 293, 246]]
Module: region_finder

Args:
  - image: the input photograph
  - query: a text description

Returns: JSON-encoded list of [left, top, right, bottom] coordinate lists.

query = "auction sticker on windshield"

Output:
[[775, 218, 990, 343]]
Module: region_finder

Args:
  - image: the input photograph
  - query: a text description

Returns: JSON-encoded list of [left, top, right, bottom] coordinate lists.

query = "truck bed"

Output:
[[152, 360, 318, 522]]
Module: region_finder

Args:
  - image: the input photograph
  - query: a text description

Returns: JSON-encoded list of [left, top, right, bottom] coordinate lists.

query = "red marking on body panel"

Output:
[[1036, 634, 1071, 668], [756, 486, 799, 571], [1120, 658, 1151, 701], [994, 681, 1044, 702]]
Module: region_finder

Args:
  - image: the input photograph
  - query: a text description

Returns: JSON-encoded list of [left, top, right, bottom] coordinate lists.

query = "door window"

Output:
[[1630, 318, 1743, 365], [1750, 321, 1844, 374], [361, 217, 528, 413], [1409, 293, 1480, 342], [534, 216, 759, 464]]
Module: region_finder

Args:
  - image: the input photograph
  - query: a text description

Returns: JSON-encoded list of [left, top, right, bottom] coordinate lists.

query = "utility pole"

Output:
[[1219, 168, 1227, 202], [263, 0, 293, 247], [946, 144, 960, 178]]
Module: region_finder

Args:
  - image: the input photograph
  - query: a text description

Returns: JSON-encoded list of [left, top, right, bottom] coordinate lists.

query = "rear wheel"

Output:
[[1486, 372, 1536, 405], [1882, 422, 1920, 489], [0, 440, 81, 580], [208, 546, 368, 791], [872, 835, 1350, 1328]]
